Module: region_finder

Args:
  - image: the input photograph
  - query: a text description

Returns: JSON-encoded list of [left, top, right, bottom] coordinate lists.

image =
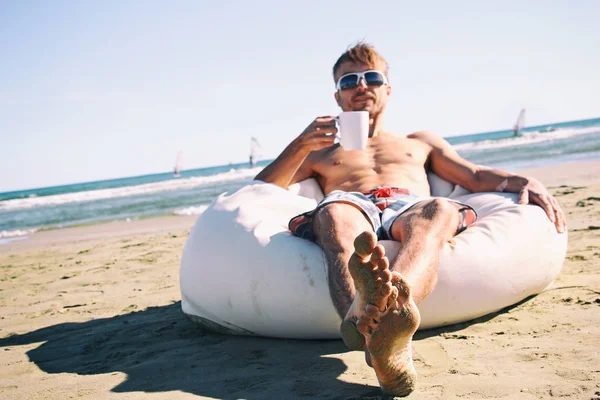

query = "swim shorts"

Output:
[[288, 186, 477, 242]]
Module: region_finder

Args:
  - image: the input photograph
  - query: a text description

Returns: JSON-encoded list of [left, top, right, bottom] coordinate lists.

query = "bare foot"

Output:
[[341, 231, 394, 351], [343, 231, 421, 397]]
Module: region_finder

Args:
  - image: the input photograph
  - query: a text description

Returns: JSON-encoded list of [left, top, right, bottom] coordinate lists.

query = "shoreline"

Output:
[[515, 159, 600, 187], [0, 214, 198, 252], [1, 159, 599, 399], [0, 160, 600, 249], [2, 159, 598, 249]]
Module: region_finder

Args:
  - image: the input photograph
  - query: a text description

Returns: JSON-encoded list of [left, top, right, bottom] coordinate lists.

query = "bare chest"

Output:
[[311, 135, 431, 193]]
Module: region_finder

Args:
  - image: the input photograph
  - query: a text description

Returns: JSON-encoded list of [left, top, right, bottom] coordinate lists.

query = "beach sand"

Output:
[[1, 160, 599, 400]]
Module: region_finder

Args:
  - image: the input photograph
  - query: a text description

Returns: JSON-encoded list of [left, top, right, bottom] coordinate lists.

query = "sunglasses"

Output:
[[336, 70, 388, 91]]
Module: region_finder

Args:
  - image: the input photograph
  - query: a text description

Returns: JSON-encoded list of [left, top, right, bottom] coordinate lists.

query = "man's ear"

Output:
[[386, 84, 392, 96], [334, 91, 341, 107]]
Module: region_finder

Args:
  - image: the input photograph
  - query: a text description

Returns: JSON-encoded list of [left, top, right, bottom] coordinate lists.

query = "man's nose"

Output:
[[356, 77, 368, 90]]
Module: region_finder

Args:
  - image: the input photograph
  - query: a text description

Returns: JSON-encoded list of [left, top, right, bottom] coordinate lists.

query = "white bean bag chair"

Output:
[[180, 174, 567, 339]]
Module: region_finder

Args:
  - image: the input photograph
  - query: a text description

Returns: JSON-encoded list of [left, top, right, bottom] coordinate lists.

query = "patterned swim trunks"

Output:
[[288, 186, 477, 242]]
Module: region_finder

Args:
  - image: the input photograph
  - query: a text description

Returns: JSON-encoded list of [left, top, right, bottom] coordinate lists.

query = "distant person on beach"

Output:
[[255, 42, 565, 396]]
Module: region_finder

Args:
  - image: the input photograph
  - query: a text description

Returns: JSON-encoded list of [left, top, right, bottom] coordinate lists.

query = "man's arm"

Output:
[[412, 131, 566, 233], [254, 141, 314, 189], [255, 116, 338, 189]]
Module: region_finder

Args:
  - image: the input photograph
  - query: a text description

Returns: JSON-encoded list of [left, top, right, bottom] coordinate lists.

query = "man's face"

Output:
[[333, 60, 391, 116]]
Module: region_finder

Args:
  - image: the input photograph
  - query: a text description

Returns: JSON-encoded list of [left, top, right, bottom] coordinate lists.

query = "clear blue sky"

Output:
[[1, 0, 598, 192]]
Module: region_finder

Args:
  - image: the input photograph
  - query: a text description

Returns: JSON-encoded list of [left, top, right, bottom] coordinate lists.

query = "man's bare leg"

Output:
[[347, 231, 420, 396], [389, 199, 476, 303], [341, 199, 475, 396], [312, 203, 373, 319], [341, 199, 471, 347]]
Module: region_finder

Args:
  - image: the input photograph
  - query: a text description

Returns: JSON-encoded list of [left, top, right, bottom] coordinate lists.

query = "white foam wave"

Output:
[[453, 126, 600, 152], [173, 205, 209, 216], [0, 228, 38, 238], [0, 168, 262, 211]]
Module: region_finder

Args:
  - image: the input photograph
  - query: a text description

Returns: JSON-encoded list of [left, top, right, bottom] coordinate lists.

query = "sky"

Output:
[[1, 0, 599, 192]]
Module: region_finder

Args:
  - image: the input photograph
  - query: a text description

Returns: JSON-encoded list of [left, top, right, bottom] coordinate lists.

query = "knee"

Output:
[[420, 198, 455, 220], [313, 203, 348, 229], [391, 199, 456, 241], [312, 203, 369, 239]]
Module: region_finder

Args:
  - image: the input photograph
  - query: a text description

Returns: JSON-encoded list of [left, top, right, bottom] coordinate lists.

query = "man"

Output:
[[255, 43, 565, 396]]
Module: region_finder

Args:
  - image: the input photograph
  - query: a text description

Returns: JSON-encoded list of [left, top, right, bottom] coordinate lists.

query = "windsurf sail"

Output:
[[174, 150, 183, 177], [513, 109, 526, 136], [249, 137, 262, 167]]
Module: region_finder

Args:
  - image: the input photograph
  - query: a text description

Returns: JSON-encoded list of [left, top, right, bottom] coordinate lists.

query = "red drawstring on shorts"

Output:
[[364, 187, 410, 198]]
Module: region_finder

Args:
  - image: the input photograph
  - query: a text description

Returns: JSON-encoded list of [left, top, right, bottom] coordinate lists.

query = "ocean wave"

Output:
[[173, 205, 209, 216], [0, 168, 262, 211], [453, 126, 600, 152], [0, 228, 38, 238]]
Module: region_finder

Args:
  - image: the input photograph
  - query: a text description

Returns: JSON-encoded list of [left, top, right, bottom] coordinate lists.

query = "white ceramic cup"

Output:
[[336, 111, 369, 150]]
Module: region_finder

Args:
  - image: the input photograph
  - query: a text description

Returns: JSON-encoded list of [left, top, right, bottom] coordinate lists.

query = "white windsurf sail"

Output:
[[513, 108, 526, 136], [174, 150, 183, 177], [249, 137, 262, 167]]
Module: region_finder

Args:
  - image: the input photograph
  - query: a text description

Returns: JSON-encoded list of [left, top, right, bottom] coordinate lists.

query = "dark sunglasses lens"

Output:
[[364, 72, 385, 86], [339, 74, 359, 90]]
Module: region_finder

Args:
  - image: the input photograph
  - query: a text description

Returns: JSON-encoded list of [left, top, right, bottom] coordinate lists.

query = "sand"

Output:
[[1, 160, 599, 400]]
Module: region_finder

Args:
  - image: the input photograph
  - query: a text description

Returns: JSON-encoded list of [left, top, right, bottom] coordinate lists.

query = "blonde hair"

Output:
[[332, 42, 389, 81]]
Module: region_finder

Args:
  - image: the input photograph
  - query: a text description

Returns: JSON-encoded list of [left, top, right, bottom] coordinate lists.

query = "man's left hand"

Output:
[[518, 178, 566, 234]]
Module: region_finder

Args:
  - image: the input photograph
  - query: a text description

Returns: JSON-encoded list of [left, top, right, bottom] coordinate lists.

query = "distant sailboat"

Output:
[[249, 137, 261, 168], [173, 150, 183, 178], [513, 108, 526, 137]]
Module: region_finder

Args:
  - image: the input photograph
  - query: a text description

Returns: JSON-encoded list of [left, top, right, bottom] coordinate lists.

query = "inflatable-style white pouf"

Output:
[[180, 174, 567, 339]]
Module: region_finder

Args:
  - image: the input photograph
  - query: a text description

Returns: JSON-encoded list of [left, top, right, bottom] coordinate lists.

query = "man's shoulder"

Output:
[[407, 130, 438, 140], [406, 130, 448, 147]]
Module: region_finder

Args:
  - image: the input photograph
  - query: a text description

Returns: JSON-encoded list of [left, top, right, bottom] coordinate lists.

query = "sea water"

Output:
[[1, 117, 599, 241]]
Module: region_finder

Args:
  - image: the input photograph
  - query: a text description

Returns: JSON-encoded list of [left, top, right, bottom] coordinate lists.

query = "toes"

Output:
[[377, 282, 395, 311], [349, 252, 363, 268], [357, 313, 376, 335], [364, 303, 380, 317], [370, 244, 386, 262], [379, 268, 391, 283], [391, 272, 412, 299], [377, 257, 390, 275], [386, 286, 399, 309], [380, 281, 393, 297], [354, 231, 377, 256]]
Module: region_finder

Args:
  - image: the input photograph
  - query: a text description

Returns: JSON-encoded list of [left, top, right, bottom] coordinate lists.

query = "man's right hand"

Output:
[[294, 116, 339, 152]]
